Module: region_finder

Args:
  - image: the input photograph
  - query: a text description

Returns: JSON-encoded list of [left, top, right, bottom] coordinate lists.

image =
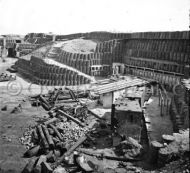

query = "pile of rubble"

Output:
[[18, 86, 189, 173], [148, 129, 189, 168], [0, 73, 16, 82], [21, 93, 94, 172], [158, 129, 189, 166], [19, 87, 147, 173]]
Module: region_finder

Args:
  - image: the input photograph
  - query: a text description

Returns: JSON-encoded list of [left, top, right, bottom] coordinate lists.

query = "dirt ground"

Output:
[[144, 96, 173, 142], [0, 57, 47, 173]]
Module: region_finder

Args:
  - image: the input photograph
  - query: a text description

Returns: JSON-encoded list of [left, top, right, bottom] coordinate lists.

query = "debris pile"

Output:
[[20, 106, 94, 173], [20, 88, 96, 172], [17, 84, 189, 172], [30, 87, 89, 110], [115, 137, 143, 159], [0, 73, 16, 82], [19, 126, 34, 149], [158, 129, 189, 166], [20, 112, 146, 173], [19, 87, 148, 173]]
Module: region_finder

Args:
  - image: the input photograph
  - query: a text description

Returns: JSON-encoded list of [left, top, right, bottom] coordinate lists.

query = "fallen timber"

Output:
[[48, 124, 63, 141], [37, 125, 49, 149], [41, 125, 54, 148], [56, 119, 97, 165], [77, 148, 141, 162], [57, 109, 85, 127]]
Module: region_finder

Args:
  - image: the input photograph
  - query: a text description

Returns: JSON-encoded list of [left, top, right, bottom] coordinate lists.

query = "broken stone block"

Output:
[[162, 134, 175, 144], [115, 167, 127, 173], [115, 137, 142, 158], [76, 155, 94, 172], [24, 145, 40, 157], [148, 141, 163, 164], [22, 158, 37, 173], [41, 161, 53, 173], [53, 166, 67, 173], [33, 155, 47, 173]]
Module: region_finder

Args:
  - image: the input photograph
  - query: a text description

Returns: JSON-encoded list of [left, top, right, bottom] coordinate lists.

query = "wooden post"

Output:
[[160, 98, 163, 117], [164, 95, 167, 107], [111, 104, 115, 131], [166, 98, 170, 115], [156, 84, 159, 96], [148, 141, 163, 164], [151, 85, 154, 96]]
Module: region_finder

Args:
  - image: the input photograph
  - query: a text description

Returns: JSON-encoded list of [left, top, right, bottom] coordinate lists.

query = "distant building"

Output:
[[0, 35, 24, 57]]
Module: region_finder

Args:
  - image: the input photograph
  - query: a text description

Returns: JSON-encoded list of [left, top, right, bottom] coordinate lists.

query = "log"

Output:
[[41, 102, 51, 111], [41, 161, 53, 173], [52, 137, 60, 144], [57, 110, 85, 127], [49, 124, 63, 141], [65, 87, 78, 101], [77, 148, 140, 162], [55, 119, 97, 165], [37, 125, 49, 149], [22, 158, 37, 173], [46, 150, 54, 160], [48, 128, 54, 135], [56, 99, 79, 104], [24, 145, 40, 157], [42, 125, 54, 148], [56, 135, 87, 165], [39, 95, 52, 111], [39, 95, 50, 106], [51, 90, 61, 102], [32, 128, 39, 142], [44, 117, 58, 125], [68, 137, 87, 157], [33, 155, 47, 173]]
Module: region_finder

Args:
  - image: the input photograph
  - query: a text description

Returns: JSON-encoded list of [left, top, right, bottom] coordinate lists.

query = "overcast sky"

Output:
[[0, 0, 189, 35]]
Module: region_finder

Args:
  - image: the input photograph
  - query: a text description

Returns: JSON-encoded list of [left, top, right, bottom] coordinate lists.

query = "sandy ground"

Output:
[[0, 57, 49, 173], [62, 38, 97, 54]]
